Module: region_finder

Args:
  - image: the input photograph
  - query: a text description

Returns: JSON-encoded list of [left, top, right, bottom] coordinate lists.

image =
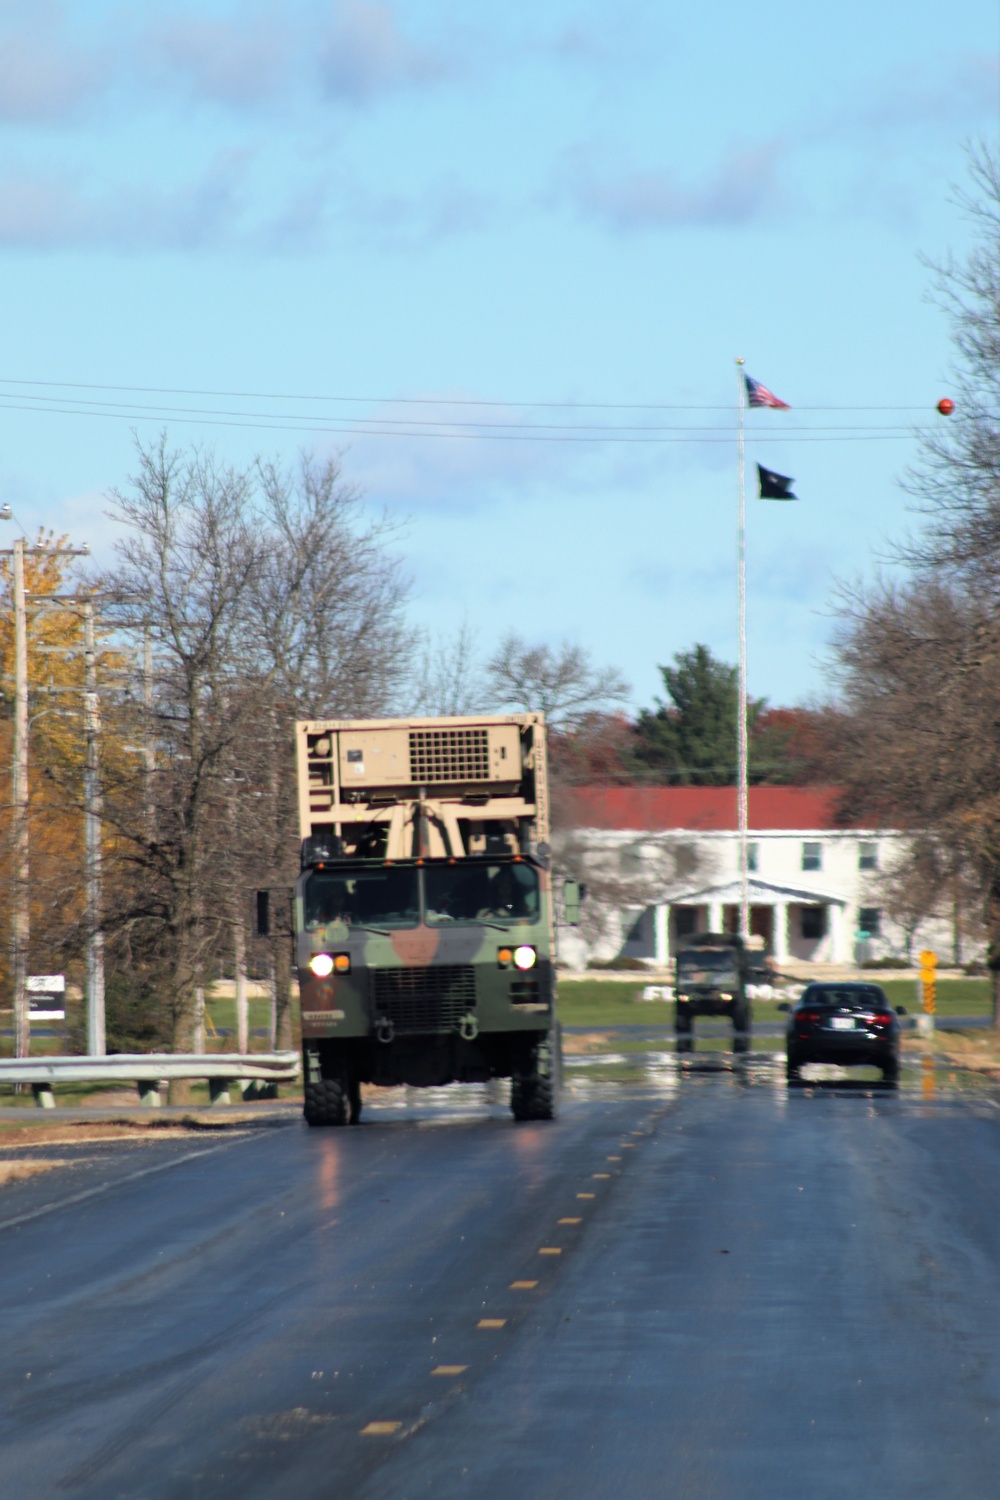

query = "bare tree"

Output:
[[412, 618, 488, 716], [901, 142, 1000, 586], [239, 454, 415, 1046], [93, 439, 415, 1074], [552, 829, 711, 962], [97, 441, 263, 1089], [486, 634, 630, 728]]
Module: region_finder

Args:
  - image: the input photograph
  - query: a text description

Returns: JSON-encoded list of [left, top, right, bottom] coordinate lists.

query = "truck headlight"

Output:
[[513, 945, 537, 971], [720, 992, 733, 1001], [310, 953, 350, 978]]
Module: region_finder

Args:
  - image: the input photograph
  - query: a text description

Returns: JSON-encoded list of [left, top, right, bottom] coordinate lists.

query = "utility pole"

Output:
[[142, 625, 154, 831], [83, 597, 106, 1056], [12, 538, 29, 1057]]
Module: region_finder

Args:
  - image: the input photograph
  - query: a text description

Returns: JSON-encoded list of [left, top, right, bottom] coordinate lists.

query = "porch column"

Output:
[[653, 904, 670, 968], [827, 903, 845, 962], [773, 901, 789, 964], [708, 901, 723, 934]]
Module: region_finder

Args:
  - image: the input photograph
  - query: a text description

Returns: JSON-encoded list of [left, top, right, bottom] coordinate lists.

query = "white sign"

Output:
[[27, 974, 66, 1021]]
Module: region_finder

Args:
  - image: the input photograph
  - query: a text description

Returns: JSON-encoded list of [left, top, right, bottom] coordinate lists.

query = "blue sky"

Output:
[[1, 0, 997, 711]]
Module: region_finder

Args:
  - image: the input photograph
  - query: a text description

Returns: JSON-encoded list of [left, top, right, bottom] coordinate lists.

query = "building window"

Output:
[[801, 906, 826, 940], [858, 907, 882, 937], [802, 841, 822, 872], [859, 842, 878, 871], [674, 907, 698, 939], [747, 842, 759, 873]]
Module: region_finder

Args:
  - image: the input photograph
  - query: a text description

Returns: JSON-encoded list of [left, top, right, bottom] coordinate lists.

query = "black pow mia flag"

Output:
[[757, 464, 797, 501]]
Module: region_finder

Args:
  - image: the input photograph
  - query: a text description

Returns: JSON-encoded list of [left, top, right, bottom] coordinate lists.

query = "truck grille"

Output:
[[373, 966, 476, 1034], [409, 728, 490, 784]]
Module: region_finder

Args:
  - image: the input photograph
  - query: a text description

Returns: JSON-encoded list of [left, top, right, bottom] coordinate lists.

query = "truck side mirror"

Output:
[[254, 890, 270, 938], [563, 879, 584, 926]]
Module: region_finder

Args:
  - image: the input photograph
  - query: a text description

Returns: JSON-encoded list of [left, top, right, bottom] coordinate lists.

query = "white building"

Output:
[[553, 786, 962, 969]]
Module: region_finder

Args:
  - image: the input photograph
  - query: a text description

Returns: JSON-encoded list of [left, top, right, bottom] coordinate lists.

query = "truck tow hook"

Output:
[[376, 1016, 395, 1044], [459, 1014, 480, 1042]]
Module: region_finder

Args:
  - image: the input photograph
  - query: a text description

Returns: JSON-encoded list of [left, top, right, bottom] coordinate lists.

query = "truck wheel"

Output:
[[348, 1075, 363, 1125], [511, 1072, 555, 1121], [304, 1078, 349, 1127], [732, 1004, 751, 1054], [511, 1027, 559, 1122], [676, 1009, 693, 1054]]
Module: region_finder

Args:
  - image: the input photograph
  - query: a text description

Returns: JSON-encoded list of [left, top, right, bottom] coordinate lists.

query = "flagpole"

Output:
[[735, 358, 749, 942]]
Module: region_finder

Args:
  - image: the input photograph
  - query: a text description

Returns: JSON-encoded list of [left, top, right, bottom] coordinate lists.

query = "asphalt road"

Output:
[[3, 1055, 1000, 1499]]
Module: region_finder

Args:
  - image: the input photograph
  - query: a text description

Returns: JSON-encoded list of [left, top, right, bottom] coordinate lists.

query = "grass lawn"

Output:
[[556, 976, 994, 1028]]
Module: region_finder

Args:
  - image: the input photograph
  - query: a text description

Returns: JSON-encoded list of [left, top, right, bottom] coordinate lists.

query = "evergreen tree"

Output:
[[632, 643, 785, 785]]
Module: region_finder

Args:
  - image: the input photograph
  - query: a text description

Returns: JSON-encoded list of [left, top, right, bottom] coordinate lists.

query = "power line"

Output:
[[0, 397, 917, 444], [0, 374, 938, 413]]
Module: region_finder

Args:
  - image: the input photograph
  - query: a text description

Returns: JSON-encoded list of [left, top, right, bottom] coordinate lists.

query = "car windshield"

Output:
[[424, 861, 540, 926], [677, 950, 738, 973], [304, 868, 420, 929], [800, 986, 887, 1010]]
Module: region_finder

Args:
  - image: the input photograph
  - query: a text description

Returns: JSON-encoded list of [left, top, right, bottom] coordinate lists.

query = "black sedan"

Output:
[[780, 982, 907, 1085]]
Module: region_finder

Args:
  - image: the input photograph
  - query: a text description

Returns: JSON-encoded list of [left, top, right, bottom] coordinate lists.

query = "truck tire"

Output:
[[676, 1007, 693, 1054], [511, 1072, 555, 1121], [348, 1075, 363, 1125], [511, 1027, 559, 1122], [304, 1077, 349, 1127], [732, 1004, 751, 1054]]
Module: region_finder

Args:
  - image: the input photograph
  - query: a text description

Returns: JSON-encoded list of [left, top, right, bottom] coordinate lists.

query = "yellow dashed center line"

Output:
[[607, 1155, 621, 1161], [478, 1318, 507, 1329], [431, 1365, 468, 1377], [621, 1143, 636, 1148], [511, 1279, 538, 1289], [592, 1173, 610, 1180], [558, 1217, 582, 1225], [361, 1421, 402, 1436], [538, 1246, 562, 1255], [576, 1192, 596, 1199]]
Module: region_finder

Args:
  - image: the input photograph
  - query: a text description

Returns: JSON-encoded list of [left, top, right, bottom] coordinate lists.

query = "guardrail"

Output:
[[0, 1052, 301, 1109]]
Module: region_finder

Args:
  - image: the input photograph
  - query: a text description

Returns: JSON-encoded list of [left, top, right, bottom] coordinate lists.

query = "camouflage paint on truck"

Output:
[[294, 715, 562, 1125]]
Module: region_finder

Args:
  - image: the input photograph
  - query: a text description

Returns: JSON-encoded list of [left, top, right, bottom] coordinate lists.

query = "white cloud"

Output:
[[319, 0, 449, 103], [145, 10, 292, 107], [0, 2, 110, 122], [561, 140, 788, 231], [0, 153, 250, 249]]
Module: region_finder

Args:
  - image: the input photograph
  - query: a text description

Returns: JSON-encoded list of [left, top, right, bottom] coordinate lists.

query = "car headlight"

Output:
[[513, 945, 537, 971]]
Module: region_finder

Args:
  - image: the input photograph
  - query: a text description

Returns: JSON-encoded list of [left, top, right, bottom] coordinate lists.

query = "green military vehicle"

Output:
[[674, 931, 766, 1054], [295, 714, 571, 1126]]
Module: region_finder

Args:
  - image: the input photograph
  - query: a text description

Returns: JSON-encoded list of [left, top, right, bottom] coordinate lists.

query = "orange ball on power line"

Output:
[[937, 398, 955, 415]]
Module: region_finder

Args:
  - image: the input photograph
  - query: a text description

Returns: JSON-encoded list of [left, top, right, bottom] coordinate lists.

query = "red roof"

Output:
[[559, 785, 859, 832]]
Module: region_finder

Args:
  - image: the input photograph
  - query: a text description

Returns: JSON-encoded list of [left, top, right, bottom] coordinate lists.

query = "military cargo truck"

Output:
[[674, 931, 766, 1055], [294, 714, 566, 1126]]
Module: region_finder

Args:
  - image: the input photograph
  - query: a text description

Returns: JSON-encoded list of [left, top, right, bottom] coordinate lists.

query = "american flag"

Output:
[[745, 375, 790, 410]]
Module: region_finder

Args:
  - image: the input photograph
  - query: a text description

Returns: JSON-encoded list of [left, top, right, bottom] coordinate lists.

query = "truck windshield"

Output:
[[424, 862, 540, 926], [304, 868, 420, 930], [677, 950, 738, 975]]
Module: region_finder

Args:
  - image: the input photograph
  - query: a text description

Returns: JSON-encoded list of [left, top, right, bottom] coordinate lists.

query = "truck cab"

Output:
[[674, 931, 765, 1055]]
